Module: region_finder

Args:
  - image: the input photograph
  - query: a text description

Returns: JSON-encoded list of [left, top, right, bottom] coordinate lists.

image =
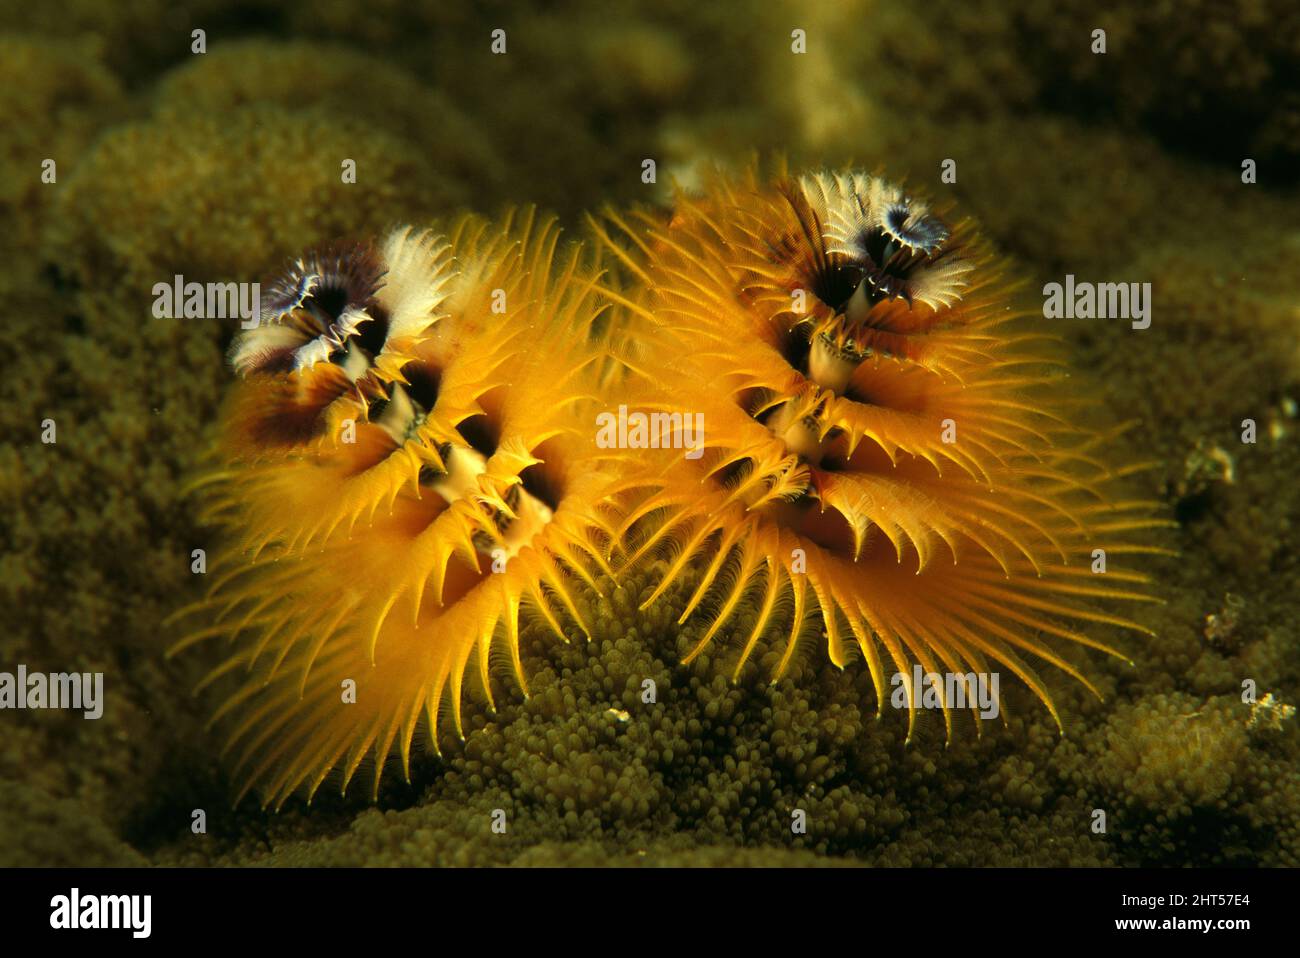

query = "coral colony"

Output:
[[171, 167, 1162, 807]]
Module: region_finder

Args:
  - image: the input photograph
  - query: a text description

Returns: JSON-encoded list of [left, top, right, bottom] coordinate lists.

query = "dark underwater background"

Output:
[[1, 0, 1297, 866]]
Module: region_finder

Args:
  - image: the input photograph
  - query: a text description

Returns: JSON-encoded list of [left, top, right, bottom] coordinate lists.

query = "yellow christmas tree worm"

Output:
[[592, 164, 1169, 740], [170, 210, 628, 808]]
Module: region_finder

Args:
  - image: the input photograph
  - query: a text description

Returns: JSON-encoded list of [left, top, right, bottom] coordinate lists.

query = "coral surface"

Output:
[[1, 1, 1296, 867]]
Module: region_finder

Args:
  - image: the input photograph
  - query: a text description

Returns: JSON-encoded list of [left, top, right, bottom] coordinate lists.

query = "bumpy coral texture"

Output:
[[4, 1, 1298, 868]]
